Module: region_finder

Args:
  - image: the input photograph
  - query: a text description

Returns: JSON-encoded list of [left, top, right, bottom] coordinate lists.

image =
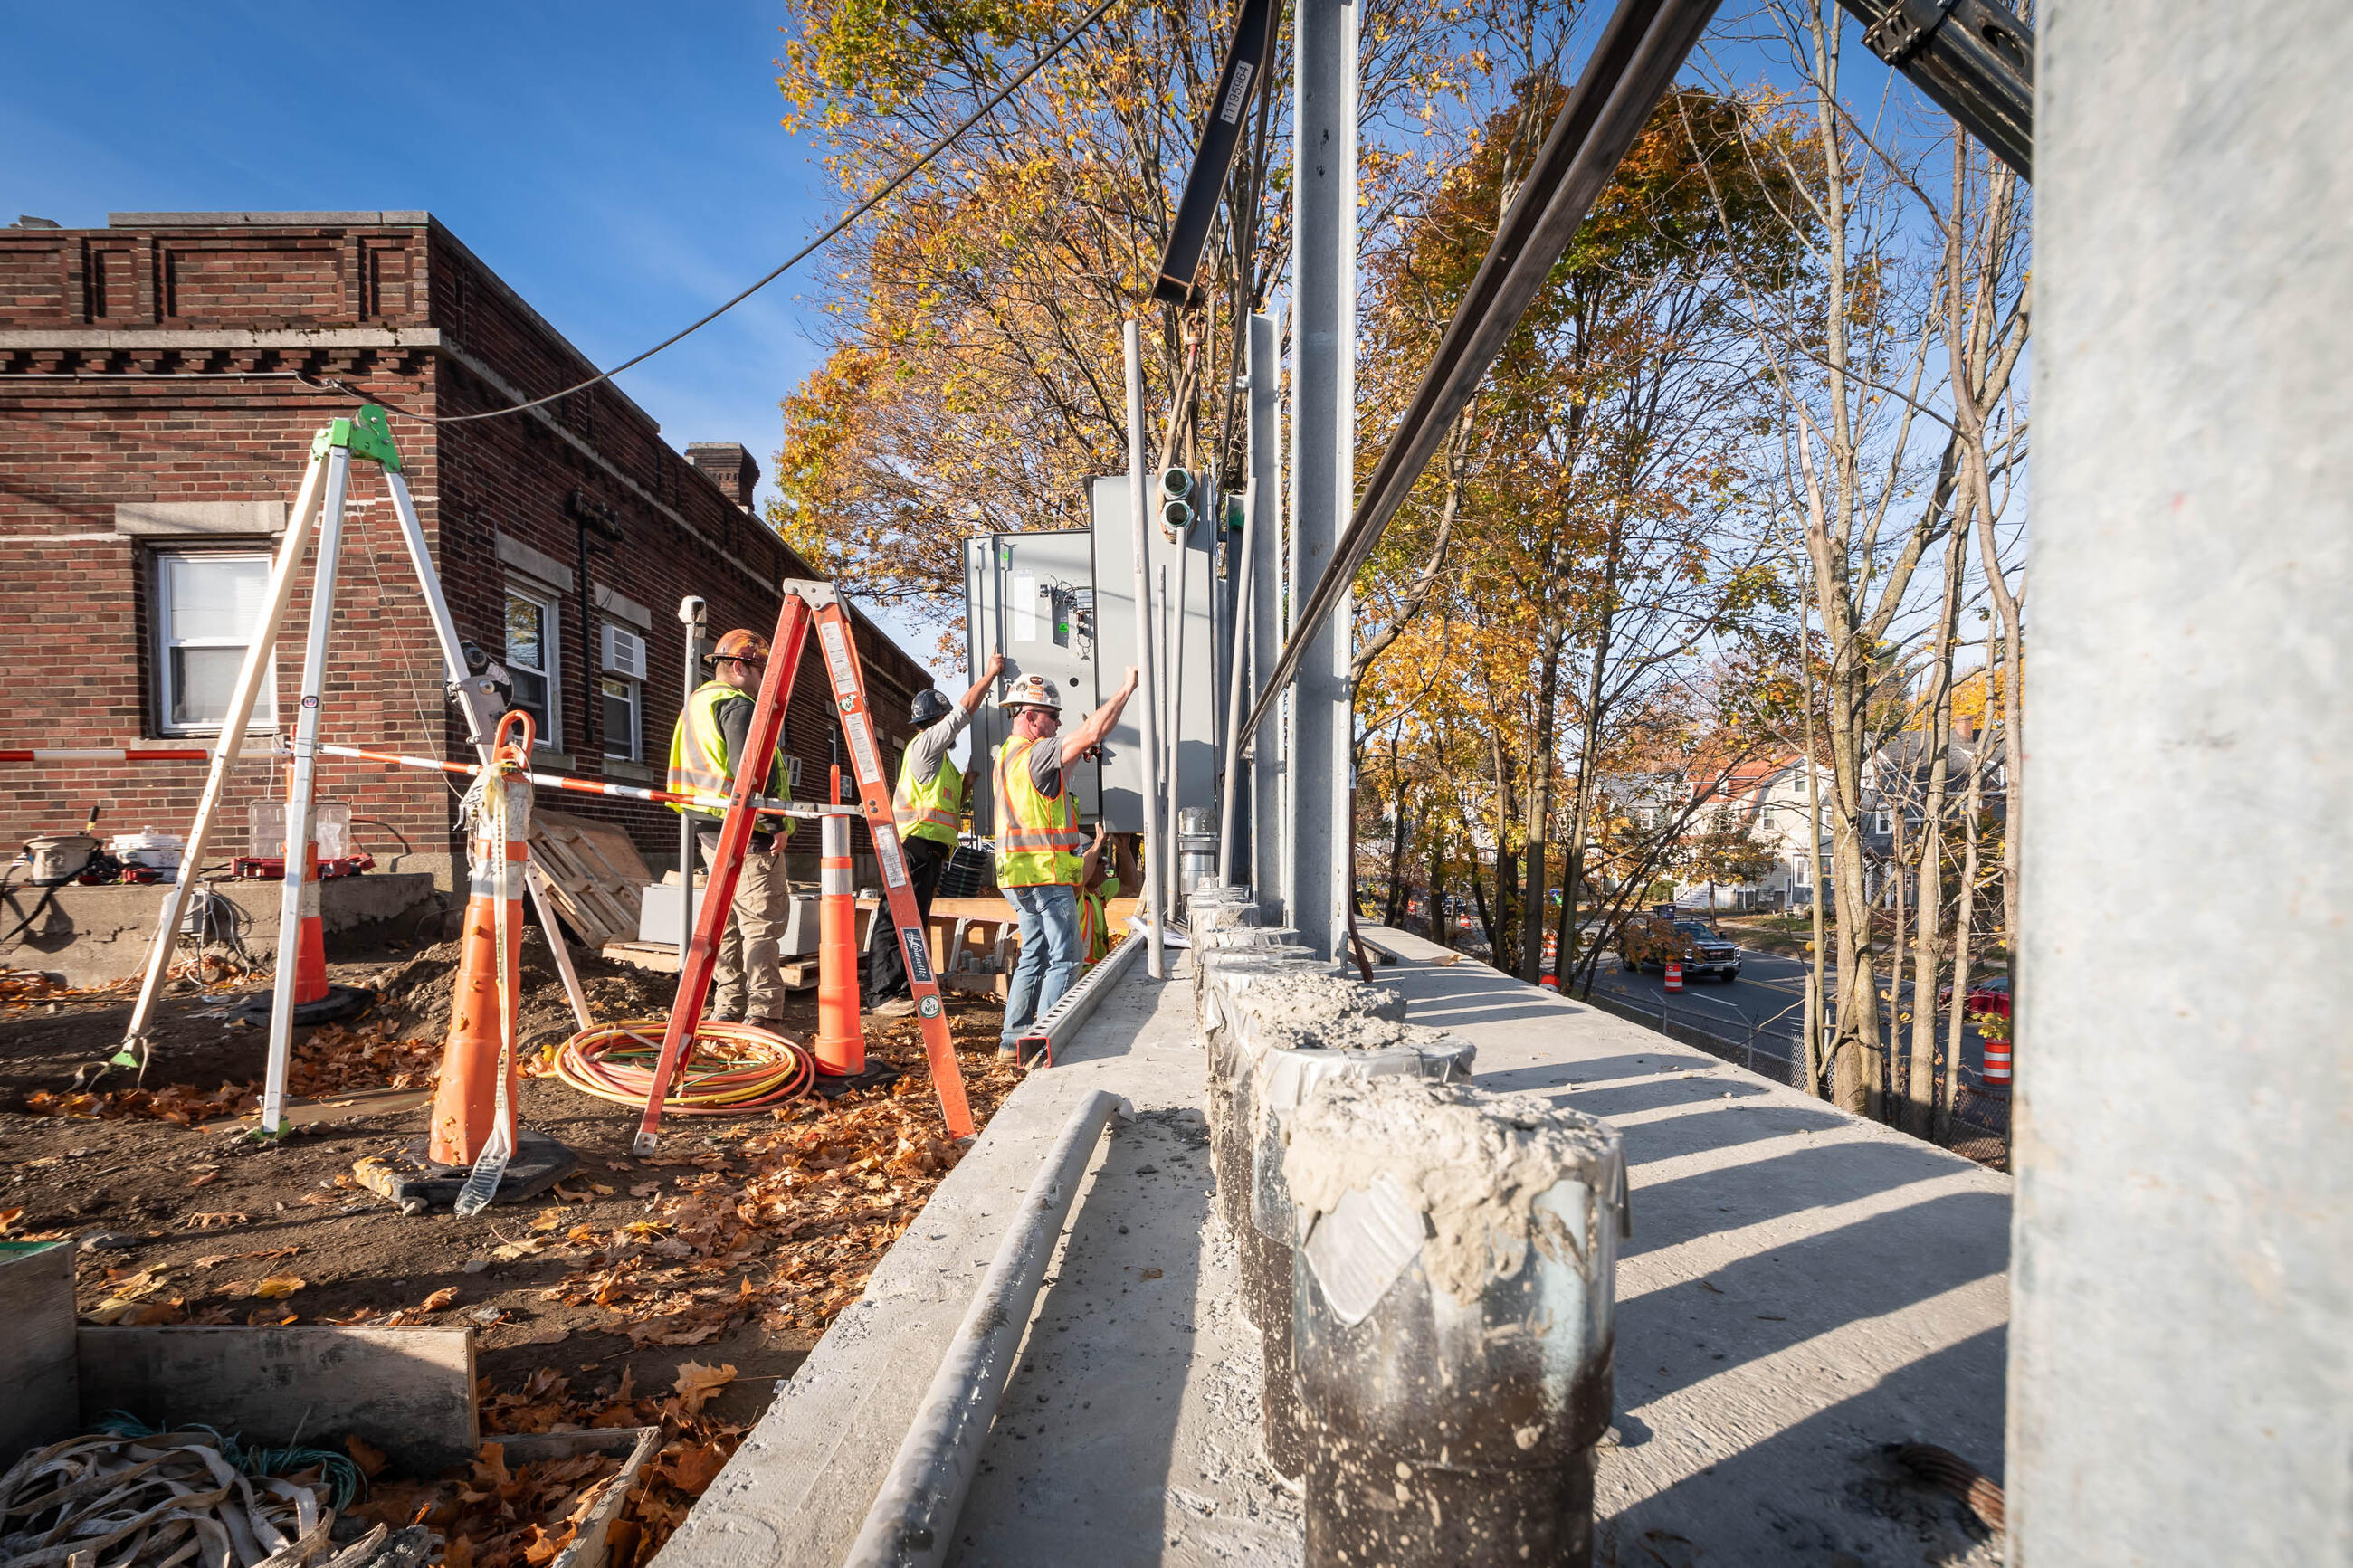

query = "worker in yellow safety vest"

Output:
[[668, 627, 794, 1029], [994, 665, 1138, 1060], [1076, 822, 1136, 965], [867, 651, 1005, 1016]]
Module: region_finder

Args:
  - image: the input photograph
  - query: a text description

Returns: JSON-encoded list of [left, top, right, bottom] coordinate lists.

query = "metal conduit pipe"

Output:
[[1238, 0, 1723, 752], [841, 1088, 1125, 1568]]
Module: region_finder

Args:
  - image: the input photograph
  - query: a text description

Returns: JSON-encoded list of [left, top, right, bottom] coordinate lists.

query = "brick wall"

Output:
[[0, 214, 933, 903]]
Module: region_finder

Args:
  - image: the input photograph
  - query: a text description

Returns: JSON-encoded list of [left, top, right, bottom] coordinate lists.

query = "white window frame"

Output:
[[600, 673, 641, 764], [155, 548, 278, 736], [1872, 808, 1892, 834], [502, 581, 562, 752]]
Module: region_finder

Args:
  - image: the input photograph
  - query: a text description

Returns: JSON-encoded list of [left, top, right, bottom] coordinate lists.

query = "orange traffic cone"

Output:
[[814, 809, 865, 1075], [1983, 1035, 2013, 1090], [428, 722, 533, 1167], [1665, 961, 1684, 993]]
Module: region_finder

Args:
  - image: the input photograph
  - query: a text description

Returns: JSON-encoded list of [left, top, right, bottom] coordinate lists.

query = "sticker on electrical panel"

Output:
[[1009, 572, 1037, 642]]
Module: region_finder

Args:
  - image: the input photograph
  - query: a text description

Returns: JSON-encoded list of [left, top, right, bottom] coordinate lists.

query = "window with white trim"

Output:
[[600, 677, 640, 762], [156, 550, 277, 735], [599, 622, 645, 762], [503, 584, 560, 749]]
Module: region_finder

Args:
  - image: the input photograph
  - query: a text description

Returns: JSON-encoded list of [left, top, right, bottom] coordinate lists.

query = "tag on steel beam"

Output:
[[1148, 0, 1275, 306]]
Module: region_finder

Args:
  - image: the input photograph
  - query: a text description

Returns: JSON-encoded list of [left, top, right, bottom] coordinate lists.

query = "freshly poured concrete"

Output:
[[658, 928, 2008, 1567]]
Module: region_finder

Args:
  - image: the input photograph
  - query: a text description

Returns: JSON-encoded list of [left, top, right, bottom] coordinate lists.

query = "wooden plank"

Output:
[[603, 940, 681, 974], [0, 1241, 78, 1457], [564, 820, 653, 895], [501, 1426, 661, 1568], [77, 1325, 477, 1472]]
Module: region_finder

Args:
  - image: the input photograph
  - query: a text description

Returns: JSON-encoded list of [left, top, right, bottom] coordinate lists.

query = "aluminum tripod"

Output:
[[634, 579, 974, 1150], [112, 405, 593, 1134]]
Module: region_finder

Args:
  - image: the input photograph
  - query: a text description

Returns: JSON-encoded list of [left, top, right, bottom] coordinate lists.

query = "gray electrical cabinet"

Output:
[[962, 531, 1105, 834], [958, 480, 1224, 842], [1088, 475, 1219, 831]]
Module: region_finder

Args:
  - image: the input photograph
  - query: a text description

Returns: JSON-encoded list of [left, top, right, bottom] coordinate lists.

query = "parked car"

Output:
[[1938, 973, 2012, 1018], [1618, 914, 1743, 981]]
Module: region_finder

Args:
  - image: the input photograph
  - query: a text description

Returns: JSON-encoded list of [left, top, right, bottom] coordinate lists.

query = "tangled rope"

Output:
[[0, 1424, 346, 1568], [553, 1019, 816, 1115]]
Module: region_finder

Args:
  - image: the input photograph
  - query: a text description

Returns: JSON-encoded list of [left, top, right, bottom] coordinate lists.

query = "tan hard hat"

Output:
[[1001, 672, 1063, 712], [713, 628, 770, 661]]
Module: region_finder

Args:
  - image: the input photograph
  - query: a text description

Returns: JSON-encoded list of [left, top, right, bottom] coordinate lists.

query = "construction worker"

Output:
[[669, 627, 795, 1029], [868, 651, 1006, 1015], [995, 666, 1139, 1059], [1075, 823, 1137, 965]]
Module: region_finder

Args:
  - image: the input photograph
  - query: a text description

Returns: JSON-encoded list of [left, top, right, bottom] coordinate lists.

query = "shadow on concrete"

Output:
[[1619, 1190, 2009, 1404], [1567, 1075, 1781, 1122], [1628, 1138, 1975, 1249], [1601, 1329, 2006, 1567], [948, 1104, 1215, 1565], [1043, 972, 1166, 1069]]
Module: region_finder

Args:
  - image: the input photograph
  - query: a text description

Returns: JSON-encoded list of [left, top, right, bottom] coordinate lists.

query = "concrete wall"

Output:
[[2, 871, 438, 986], [2015, 1, 2353, 1559]]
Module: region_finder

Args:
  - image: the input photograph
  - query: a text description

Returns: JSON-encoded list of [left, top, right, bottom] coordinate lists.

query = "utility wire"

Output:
[[338, 0, 1123, 425]]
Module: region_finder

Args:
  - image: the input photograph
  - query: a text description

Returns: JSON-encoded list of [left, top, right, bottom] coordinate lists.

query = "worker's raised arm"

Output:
[[1062, 666, 1139, 762], [958, 651, 1006, 717]]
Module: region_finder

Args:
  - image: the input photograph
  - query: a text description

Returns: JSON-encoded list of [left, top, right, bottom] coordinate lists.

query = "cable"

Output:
[[554, 1018, 817, 1113], [330, 0, 1124, 428]]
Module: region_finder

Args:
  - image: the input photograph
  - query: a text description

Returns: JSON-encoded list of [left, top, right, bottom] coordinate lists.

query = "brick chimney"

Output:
[[684, 442, 760, 511]]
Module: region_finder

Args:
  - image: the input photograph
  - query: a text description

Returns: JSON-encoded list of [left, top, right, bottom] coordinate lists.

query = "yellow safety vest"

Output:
[[893, 752, 962, 848], [668, 681, 790, 833], [993, 738, 1082, 887], [1080, 871, 1120, 964]]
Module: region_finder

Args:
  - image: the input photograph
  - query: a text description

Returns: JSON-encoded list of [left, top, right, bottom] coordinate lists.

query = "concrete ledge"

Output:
[[0, 874, 440, 986]]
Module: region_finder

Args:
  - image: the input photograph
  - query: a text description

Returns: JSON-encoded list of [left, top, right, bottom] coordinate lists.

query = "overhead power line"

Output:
[[345, 0, 1123, 425]]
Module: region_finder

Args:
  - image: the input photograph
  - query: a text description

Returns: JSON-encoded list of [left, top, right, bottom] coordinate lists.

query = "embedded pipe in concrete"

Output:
[[841, 1088, 1123, 1568]]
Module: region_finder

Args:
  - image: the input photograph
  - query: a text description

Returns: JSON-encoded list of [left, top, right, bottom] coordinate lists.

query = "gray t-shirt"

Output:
[[902, 703, 974, 791]]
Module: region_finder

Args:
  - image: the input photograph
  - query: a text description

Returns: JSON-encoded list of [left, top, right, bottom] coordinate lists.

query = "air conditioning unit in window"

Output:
[[602, 623, 647, 680]]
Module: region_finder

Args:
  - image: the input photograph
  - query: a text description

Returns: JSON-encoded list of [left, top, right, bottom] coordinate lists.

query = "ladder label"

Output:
[[900, 927, 935, 985], [872, 824, 909, 889], [843, 710, 884, 788]]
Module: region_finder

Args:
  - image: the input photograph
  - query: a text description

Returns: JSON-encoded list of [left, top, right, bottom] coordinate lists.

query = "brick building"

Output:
[[0, 211, 929, 897]]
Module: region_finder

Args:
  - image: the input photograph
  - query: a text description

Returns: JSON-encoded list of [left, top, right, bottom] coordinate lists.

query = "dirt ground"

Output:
[[0, 928, 1018, 1563]]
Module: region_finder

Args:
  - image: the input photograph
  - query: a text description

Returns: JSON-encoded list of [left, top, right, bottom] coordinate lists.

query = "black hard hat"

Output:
[[910, 689, 952, 727]]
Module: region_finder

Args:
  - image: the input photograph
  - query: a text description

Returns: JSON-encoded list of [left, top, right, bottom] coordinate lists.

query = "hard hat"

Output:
[[910, 689, 952, 727], [1001, 673, 1063, 712], [713, 628, 770, 662]]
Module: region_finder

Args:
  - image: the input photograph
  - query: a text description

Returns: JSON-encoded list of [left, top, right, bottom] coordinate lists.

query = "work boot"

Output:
[[743, 1016, 787, 1034], [872, 996, 917, 1018]]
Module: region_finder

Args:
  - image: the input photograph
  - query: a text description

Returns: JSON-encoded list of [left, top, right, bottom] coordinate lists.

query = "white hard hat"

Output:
[[1001, 672, 1063, 712]]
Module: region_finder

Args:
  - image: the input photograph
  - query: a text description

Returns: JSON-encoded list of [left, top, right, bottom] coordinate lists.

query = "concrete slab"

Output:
[[1365, 927, 2007, 1567], [1, 873, 440, 986], [660, 928, 2007, 1568]]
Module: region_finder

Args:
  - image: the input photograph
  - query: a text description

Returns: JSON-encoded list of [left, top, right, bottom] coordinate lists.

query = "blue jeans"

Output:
[[1001, 883, 1083, 1050]]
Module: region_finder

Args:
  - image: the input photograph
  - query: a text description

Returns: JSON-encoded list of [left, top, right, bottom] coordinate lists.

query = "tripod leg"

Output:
[[380, 469, 593, 1033], [260, 447, 354, 1136], [112, 448, 328, 1073]]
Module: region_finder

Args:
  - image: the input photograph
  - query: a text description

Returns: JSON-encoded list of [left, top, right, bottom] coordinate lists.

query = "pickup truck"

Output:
[[1618, 913, 1744, 982]]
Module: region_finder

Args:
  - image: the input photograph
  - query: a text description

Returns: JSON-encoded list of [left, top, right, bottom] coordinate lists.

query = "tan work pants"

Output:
[[698, 832, 787, 1021]]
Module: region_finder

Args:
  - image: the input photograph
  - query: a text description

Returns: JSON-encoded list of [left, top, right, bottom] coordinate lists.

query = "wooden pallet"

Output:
[[529, 810, 653, 950]]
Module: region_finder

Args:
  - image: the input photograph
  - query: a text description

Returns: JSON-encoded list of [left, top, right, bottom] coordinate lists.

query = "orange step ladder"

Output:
[[633, 581, 973, 1150]]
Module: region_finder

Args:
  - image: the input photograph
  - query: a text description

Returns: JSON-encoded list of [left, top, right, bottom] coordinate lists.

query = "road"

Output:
[[1552, 939, 1995, 1082]]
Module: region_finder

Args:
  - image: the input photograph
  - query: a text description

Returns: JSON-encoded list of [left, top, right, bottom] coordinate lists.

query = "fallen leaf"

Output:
[[419, 1287, 460, 1312], [0, 1208, 20, 1234], [345, 1433, 390, 1478], [661, 1441, 730, 1496], [252, 1275, 306, 1298], [531, 1208, 566, 1231], [669, 1361, 737, 1418], [186, 1212, 249, 1230], [187, 1173, 220, 1189], [1139, 1268, 1164, 1280], [630, 1183, 661, 1198]]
